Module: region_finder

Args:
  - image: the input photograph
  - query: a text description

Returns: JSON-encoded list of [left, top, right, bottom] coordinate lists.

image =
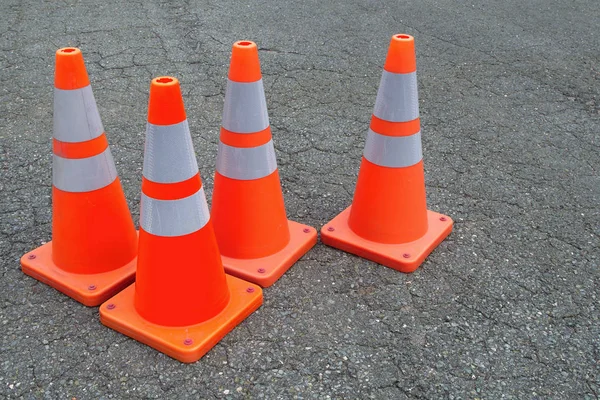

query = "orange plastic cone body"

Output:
[[210, 41, 317, 287], [135, 223, 230, 327], [321, 35, 453, 272], [213, 172, 289, 258], [21, 48, 138, 306], [100, 77, 262, 363], [52, 183, 137, 274], [349, 159, 428, 244]]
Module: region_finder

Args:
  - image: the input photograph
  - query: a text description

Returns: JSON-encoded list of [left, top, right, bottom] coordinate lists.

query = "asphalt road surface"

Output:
[[1, 0, 599, 398]]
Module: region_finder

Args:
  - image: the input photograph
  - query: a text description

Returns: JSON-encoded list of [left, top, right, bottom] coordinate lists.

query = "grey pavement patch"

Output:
[[1, 0, 599, 398]]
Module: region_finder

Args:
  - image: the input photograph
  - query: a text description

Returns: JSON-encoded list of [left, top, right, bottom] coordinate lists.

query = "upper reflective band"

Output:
[[222, 79, 270, 133], [139, 187, 210, 237], [54, 85, 104, 143], [373, 71, 419, 123], [363, 129, 422, 168], [216, 139, 277, 180], [143, 120, 199, 183], [53, 148, 117, 192]]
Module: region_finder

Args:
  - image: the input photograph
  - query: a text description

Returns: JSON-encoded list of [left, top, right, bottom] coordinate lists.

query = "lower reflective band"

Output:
[[139, 187, 210, 237], [363, 129, 422, 168], [52, 148, 117, 192], [216, 140, 278, 180]]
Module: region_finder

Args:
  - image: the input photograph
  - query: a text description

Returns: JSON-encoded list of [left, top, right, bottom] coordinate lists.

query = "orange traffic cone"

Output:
[[210, 41, 317, 287], [321, 34, 453, 272], [100, 77, 263, 363], [20, 47, 138, 306]]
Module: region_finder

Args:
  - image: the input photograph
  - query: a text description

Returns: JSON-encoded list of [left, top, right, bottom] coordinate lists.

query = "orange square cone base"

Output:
[[222, 221, 317, 287], [321, 207, 453, 273], [99, 275, 263, 363], [21, 241, 137, 306]]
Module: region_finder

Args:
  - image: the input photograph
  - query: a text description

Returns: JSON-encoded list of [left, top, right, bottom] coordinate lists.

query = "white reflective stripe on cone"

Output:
[[216, 139, 277, 180], [53, 148, 118, 192], [373, 71, 419, 123], [139, 187, 210, 237], [363, 129, 422, 168], [221, 79, 269, 133], [54, 85, 104, 143], [143, 120, 199, 184]]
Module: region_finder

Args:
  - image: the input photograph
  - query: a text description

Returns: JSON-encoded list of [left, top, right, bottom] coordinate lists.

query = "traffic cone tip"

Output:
[[153, 76, 178, 86], [383, 33, 417, 74], [54, 47, 90, 90], [148, 76, 187, 126], [228, 40, 262, 83]]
